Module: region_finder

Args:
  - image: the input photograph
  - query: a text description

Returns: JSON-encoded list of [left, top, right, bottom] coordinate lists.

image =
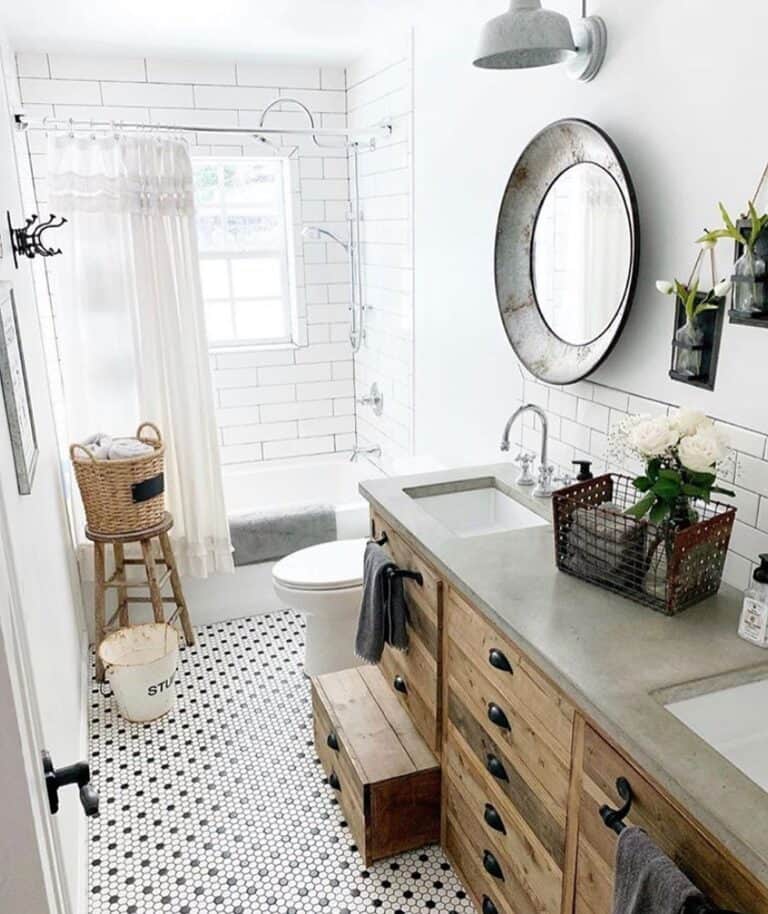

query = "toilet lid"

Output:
[[273, 538, 367, 591]]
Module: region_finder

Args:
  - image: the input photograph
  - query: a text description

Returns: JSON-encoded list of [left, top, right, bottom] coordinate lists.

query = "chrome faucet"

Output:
[[500, 404, 555, 497]]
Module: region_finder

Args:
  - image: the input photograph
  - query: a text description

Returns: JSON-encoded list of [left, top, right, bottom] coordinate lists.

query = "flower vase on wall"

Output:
[[732, 247, 767, 315], [672, 318, 704, 379]]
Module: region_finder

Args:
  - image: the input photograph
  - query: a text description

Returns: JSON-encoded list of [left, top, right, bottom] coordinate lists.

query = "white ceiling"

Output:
[[2, 0, 430, 63]]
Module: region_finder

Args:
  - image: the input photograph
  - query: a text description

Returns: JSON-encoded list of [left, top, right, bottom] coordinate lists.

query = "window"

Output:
[[193, 157, 298, 349]]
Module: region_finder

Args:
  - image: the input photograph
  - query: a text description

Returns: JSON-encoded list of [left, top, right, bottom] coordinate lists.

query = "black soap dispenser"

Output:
[[572, 460, 593, 482]]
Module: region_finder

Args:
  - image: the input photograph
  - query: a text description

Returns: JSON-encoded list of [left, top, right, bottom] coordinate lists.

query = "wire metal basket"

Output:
[[552, 474, 736, 616]]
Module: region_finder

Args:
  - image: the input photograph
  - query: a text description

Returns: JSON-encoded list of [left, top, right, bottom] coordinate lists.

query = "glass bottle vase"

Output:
[[733, 247, 767, 314], [673, 318, 704, 378]]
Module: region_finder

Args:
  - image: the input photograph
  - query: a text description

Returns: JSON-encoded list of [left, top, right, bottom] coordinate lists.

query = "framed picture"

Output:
[[0, 282, 38, 494]]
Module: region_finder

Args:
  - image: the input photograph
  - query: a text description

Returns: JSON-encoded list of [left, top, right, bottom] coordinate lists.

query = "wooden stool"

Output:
[[86, 512, 194, 680]]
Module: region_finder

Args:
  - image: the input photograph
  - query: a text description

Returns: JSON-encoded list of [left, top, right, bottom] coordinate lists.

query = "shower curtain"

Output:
[[48, 132, 233, 577]]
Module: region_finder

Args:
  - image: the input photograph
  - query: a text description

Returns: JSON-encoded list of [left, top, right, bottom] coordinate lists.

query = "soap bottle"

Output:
[[572, 460, 593, 482], [738, 555, 768, 648]]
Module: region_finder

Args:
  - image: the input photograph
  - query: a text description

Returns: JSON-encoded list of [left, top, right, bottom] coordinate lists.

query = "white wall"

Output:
[[16, 53, 357, 466], [413, 1, 768, 586], [348, 36, 415, 467], [0, 36, 86, 914]]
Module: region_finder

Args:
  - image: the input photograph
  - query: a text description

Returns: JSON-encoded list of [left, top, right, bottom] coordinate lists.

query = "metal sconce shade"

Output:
[[473, 0, 576, 70], [473, 0, 608, 82]]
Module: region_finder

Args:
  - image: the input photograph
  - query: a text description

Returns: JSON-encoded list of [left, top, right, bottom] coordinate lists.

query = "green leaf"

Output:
[[650, 500, 671, 525], [658, 468, 681, 480], [719, 202, 738, 235], [711, 485, 736, 497], [682, 483, 706, 498], [653, 476, 682, 500], [633, 476, 652, 492], [646, 458, 662, 483], [625, 492, 655, 519], [685, 470, 716, 487]]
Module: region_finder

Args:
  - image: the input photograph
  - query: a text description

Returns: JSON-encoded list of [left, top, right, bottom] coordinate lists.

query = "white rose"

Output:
[[656, 280, 675, 295], [669, 408, 713, 438], [628, 415, 679, 458], [678, 426, 730, 474]]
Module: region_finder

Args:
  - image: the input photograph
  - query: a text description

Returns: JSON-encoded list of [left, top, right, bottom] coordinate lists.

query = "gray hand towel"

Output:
[[613, 827, 705, 914], [355, 543, 410, 664]]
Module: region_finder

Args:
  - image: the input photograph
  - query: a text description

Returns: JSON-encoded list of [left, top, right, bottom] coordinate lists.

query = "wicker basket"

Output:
[[552, 474, 736, 616], [70, 422, 165, 535]]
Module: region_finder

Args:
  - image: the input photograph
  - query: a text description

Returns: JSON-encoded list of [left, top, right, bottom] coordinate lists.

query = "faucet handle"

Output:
[[513, 451, 536, 487], [533, 464, 556, 498]]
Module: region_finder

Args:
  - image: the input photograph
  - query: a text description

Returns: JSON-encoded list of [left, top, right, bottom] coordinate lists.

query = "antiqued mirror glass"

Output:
[[532, 163, 632, 347], [495, 119, 639, 385]]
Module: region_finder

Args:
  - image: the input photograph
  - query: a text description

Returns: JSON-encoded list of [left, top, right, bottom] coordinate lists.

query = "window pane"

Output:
[[193, 164, 220, 206], [235, 300, 287, 341], [197, 214, 281, 253], [231, 258, 282, 299], [199, 259, 229, 300], [221, 161, 283, 207], [204, 302, 234, 342]]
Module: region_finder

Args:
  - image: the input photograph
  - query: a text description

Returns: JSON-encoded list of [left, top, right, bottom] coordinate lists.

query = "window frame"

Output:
[[193, 155, 300, 353]]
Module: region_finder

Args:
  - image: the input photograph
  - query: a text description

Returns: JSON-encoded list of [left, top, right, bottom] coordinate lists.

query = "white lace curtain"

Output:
[[48, 132, 233, 577]]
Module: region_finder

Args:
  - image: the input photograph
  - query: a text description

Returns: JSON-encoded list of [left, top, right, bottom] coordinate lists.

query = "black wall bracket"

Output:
[[6, 211, 67, 269]]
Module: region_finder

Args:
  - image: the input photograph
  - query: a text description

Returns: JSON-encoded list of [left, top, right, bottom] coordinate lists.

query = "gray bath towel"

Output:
[[230, 504, 337, 566], [355, 542, 410, 664], [566, 504, 647, 588], [613, 827, 704, 914]]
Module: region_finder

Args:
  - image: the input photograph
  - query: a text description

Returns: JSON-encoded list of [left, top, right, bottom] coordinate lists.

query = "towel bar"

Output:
[[600, 777, 743, 914], [386, 567, 424, 587]]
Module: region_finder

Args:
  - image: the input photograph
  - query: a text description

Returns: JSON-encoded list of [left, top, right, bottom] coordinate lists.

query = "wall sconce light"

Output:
[[473, 0, 607, 83]]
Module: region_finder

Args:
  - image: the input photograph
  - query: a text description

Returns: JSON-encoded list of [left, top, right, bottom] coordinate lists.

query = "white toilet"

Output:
[[272, 538, 367, 676]]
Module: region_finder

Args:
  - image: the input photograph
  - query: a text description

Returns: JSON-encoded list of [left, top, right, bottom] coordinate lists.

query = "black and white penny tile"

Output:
[[88, 611, 475, 914]]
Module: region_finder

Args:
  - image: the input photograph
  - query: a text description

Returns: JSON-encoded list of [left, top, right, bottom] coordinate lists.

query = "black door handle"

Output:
[[328, 771, 341, 791], [483, 850, 505, 881], [487, 703, 511, 731], [482, 897, 499, 914], [484, 803, 507, 834], [488, 648, 513, 674], [486, 754, 509, 782], [42, 750, 99, 817], [393, 675, 408, 695], [326, 732, 339, 752]]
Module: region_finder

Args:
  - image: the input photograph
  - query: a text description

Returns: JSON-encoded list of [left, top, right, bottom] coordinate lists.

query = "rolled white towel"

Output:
[[81, 433, 113, 460], [107, 437, 154, 461]]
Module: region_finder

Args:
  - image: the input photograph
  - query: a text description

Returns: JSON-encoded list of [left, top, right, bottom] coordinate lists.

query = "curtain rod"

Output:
[[13, 112, 392, 145]]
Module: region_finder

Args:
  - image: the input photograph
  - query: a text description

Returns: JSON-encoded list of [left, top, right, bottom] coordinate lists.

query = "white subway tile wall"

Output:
[[16, 52, 355, 467], [517, 376, 768, 592], [347, 35, 414, 466]]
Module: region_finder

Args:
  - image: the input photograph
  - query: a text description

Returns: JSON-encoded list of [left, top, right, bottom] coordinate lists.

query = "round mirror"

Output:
[[532, 163, 632, 346], [495, 119, 639, 385]]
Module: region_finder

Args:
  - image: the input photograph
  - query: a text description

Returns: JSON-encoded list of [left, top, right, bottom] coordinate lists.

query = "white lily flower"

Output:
[[713, 278, 732, 298], [699, 238, 717, 251], [655, 280, 675, 295]]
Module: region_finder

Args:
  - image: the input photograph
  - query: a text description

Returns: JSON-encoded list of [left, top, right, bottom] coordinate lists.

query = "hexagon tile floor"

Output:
[[88, 610, 475, 914]]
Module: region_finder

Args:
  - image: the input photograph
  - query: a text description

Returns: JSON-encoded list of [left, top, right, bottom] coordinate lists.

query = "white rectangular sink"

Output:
[[406, 480, 549, 538], [666, 677, 768, 792]]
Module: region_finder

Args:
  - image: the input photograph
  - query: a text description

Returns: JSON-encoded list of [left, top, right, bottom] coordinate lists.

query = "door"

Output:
[[0, 35, 90, 914]]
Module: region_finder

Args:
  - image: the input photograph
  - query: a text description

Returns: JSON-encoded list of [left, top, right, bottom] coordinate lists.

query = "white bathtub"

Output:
[[183, 455, 383, 626], [223, 454, 382, 540]]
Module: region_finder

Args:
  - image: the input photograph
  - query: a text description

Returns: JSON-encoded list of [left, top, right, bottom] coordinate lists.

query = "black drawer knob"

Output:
[[487, 703, 511, 731], [484, 803, 507, 835], [326, 732, 339, 752], [483, 850, 505, 881], [328, 771, 341, 791], [488, 648, 513, 674], [486, 754, 509, 782], [482, 897, 499, 914], [393, 675, 408, 695]]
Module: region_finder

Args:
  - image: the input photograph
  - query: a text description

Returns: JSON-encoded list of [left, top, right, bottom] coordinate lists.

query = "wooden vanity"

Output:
[[312, 507, 768, 914]]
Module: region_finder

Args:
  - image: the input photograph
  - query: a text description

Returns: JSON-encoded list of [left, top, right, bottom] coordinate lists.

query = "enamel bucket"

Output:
[[99, 623, 179, 723]]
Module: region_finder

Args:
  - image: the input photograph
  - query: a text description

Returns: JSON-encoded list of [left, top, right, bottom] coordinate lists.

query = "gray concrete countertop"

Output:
[[360, 463, 768, 886]]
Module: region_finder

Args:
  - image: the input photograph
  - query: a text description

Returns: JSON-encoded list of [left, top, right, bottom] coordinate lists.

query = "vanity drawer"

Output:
[[444, 740, 563, 914], [446, 588, 573, 754], [378, 637, 439, 753], [575, 722, 767, 914], [446, 635, 570, 809], [445, 814, 514, 914], [371, 511, 442, 622]]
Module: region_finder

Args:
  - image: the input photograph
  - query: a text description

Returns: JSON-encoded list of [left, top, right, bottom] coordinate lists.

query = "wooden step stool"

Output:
[[86, 511, 194, 680], [312, 665, 441, 865]]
